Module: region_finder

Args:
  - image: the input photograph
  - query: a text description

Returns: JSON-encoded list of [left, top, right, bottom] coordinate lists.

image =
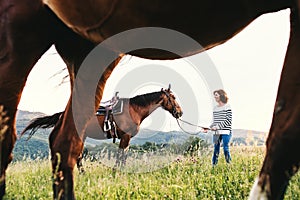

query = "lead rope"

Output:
[[176, 118, 211, 135]]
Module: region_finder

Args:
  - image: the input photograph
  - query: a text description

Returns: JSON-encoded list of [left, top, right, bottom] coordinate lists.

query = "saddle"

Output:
[[95, 93, 123, 143], [96, 99, 123, 115]]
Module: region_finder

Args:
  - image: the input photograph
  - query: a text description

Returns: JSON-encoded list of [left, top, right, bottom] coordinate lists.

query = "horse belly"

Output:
[[85, 116, 107, 140], [43, 0, 290, 59]]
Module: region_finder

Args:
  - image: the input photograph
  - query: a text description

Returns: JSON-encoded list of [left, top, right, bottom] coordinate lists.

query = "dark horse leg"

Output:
[[115, 133, 131, 168], [74, 62, 123, 175], [249, 7, 300, 200], [50, 29, 122, 198], [0, 1, 61, 198], [50, 23, 95, 199], [76, 147, 89, 174], [76, 152, 85, 174]]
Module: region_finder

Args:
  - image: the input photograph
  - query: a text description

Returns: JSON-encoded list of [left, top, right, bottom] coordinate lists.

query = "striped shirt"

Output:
[[210, 104, 232, 135]]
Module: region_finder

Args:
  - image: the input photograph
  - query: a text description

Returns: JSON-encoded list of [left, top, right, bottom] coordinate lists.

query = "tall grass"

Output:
[[4, 146, 300, 199]]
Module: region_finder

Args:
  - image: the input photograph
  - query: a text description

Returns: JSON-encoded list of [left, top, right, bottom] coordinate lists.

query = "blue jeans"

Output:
[[212, 133, 232, 165]]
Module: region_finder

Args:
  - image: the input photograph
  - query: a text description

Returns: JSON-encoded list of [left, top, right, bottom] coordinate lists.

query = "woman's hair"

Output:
[[214, 89, 228, 103]]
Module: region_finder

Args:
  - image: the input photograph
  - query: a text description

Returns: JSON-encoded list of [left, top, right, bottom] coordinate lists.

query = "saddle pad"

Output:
[[96, 99, 123, 115], [112, 99, 123, 114]]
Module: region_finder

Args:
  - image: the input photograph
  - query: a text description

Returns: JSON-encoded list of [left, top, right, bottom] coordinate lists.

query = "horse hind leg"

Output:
[[49, 99, 84, 200], [249, 8, 300, 200], [51, 45, 122, 199]]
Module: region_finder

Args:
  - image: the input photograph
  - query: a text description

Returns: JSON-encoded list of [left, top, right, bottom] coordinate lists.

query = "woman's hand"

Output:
[[211, 126, 217, 131], [202, 127, 210, 133]]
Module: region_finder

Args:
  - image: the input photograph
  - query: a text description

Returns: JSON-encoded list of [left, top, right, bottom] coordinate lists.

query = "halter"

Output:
[[161, 89, 211, 135], [161, 90, 179, 118]]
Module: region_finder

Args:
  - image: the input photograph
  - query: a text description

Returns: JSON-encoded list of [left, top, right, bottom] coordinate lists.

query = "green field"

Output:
[[4, 146, 300, 200]]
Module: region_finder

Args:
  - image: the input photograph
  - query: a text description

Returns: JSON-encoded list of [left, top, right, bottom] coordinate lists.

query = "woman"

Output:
[[207, 89, 232, 165]]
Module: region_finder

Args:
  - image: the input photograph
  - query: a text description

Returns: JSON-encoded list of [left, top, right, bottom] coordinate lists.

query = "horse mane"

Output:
[[129, 91, 162, 107]]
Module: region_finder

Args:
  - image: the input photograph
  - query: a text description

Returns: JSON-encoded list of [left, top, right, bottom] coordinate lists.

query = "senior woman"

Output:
[[204, 89, 232, 166]]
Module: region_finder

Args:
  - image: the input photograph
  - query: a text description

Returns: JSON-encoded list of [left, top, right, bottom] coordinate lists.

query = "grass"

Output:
[[3, 146, 300, 199]]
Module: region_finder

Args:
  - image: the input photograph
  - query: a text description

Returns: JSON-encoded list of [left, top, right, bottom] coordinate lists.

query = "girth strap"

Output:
[[104, 114, 118, 143]]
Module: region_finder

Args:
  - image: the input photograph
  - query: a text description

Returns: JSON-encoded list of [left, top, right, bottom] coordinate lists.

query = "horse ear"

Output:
[[168, 84, 171, 91], [161, 88, 164, 92]]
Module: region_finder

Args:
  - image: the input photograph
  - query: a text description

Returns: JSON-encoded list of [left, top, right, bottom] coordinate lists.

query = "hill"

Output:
[[13, 110, 268, 161], [14, 110, 51, 160], [86, 128, 267, 147], [16, 110, 47, 135]]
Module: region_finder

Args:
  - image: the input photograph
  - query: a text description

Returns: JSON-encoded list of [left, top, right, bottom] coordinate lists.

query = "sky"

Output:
[[18, 9, 290, 133]]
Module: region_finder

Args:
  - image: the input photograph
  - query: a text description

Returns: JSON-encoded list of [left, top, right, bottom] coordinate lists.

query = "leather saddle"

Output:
[[95, 94, 123, 143], [96, 99, 123, 116]]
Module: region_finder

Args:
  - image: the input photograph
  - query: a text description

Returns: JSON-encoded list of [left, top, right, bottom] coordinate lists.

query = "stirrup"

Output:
[[112, 121, 118, 138], [111, 122, 118, 143], [104, 121, 111, 132]]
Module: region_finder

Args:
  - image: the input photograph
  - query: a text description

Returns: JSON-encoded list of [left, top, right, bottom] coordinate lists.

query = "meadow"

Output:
[[4, 146, 300, 200]]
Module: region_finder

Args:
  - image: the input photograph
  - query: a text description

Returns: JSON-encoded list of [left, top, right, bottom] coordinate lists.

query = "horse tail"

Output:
[[20, 111, 64, 140]]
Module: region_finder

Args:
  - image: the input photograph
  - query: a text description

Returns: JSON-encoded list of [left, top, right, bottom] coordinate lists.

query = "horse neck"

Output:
[[138, 102, 162, 123], [129, 92, 163, 122]]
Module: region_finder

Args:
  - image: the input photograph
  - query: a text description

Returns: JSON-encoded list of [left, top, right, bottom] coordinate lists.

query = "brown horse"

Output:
[[0, 1, 122, 199], [21, 86, 183, 169], [1, 0, 300, 199]]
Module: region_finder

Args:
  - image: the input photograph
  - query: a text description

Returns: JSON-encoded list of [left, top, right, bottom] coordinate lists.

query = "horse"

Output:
[[0, 1, 124, 198], [21, 86, 183, 169], [1, 0, 300, 199]]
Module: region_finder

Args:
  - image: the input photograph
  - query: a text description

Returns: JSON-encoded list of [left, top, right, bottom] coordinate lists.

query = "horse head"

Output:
[[161, 86, 183, 119]]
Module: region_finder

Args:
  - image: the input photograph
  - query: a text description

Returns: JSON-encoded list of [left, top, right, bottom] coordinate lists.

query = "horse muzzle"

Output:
[[173, 110, 183, 119]]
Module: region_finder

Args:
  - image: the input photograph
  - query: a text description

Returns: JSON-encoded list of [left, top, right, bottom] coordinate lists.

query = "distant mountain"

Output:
[[131, 129, 194, 145], [194, 129, 267, 146], [16, 110, 47, 135], [13, 110, 268, 161], [14, 110, 50, 161], [16, 110, 45, 120], [86, 128, 268, 146], [85, 129, 193, 146]]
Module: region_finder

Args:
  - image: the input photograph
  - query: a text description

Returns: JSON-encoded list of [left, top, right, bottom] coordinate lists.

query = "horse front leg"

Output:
[[0, 3, 56, 198], [249, 9, 300, 200], [0, 106, 15, 200], [76, 145, 88, 174], [115, 133, 131, 168], [76, 152, 85, 174], [0, 64, 49, 198]]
